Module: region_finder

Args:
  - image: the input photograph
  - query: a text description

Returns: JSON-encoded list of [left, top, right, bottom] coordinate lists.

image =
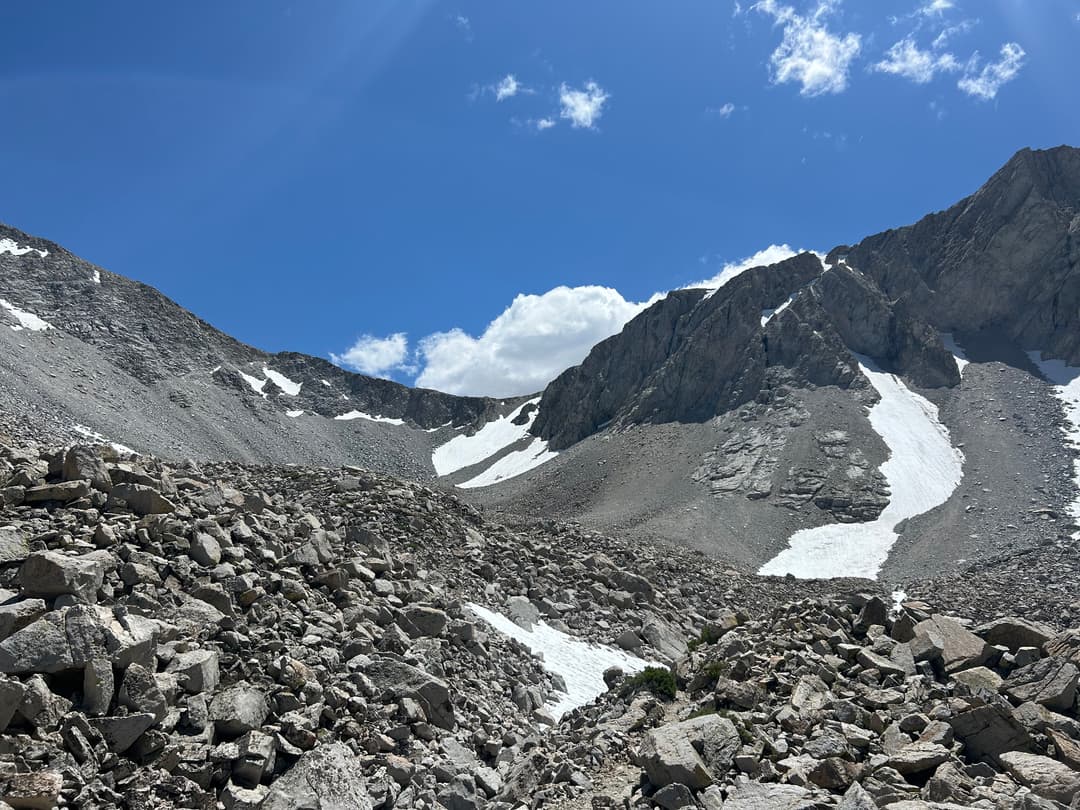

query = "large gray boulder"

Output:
[[364, 657, 455, 731], [209, 683, 269, 737], [1001, 657, 1079, 712], [261, 743, 373, 810], [110, 482, 176, 515], [63, 444, 112, 492], [911, 615, 992, 673], [999, 751, 1080, 804], [638, 715, 741, 790], [18, 550, 106, 602], [0, 526, 29, 564], [721, 781, 817, 809], [976, 617, 1056, 652], [949, 703, 1033, 763]]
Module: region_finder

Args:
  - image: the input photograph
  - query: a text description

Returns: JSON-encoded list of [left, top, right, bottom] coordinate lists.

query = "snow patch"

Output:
[[286, 410, 305, 418], [941, 333, 969, 376], [239, 371, 268, 397], [73, 425, 136, 457], [0, 299, 52, 332], [761, 292, 798, 327], [334, 410, 405, 426], [1027, 351, 1080, 533], [432, 398, 541, 476], [91, 269, 101, 284], [0, 238, 48, 258], [458, 439, 558, 489], [263, 367, 302, 396], [759, 356, 965, 580], [320, 379, 332, 387], [467, 603, 654, 719], [891, 589, 907, 617]]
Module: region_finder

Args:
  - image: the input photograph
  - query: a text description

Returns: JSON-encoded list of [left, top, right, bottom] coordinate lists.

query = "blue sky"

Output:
[[2, 1, 1078, 396]]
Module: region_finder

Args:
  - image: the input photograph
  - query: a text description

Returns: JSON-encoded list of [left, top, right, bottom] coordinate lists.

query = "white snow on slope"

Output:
[[432, 398, 541, 476], [334, 410, 405, 426], [759, 356, 965, 580], [92, 269, 101, 284], [467, 603, 654, 719], [0, 299, 52, 332], [1027, 351, 1080, 532], [263, 367, 301, 396], [73, 424, 136, 456], [941, 333, 969, 376], [458, 439, 559, 489], [239, 371, 267, 397], [320, 379, 332, 387], [286, 410, 305, 418], [0, 238, 48, 258], [761, 292, 798, 327]]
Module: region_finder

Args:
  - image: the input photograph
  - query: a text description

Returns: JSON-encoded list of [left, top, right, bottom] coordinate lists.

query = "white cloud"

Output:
[[330, 333, 412, 377], [755, 0, 862, 96], [558, 81, 609, 129], [957, 42, 1025, 100], [685, 244, 800, 292], [494, 74, 522, 101], [919, 0, 953, 16], [415, 286, 649, 397], [707, 102, 737, 118], [535, 117, 556, 130], [872, 37, 960, 83]]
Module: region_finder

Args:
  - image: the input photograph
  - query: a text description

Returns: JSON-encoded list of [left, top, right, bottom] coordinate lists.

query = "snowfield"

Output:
[[0, 298, 53, 332], [467, 603, 653, 719], [239, 372, 267, 397], [262, 367, 302, 396], [1028, 351, 1080, 533], [458, 438, 558, 489], [334, 411, 405, 426], [761, 292, 797, 327], [286, 410, 304, 418], [0, 238, 48, 258], [432, 398, 540, 476], [759, 356, 965, 580]]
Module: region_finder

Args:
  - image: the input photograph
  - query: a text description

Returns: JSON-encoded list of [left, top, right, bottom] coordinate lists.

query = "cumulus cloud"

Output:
[[872, 37, 960, 83], [755, 0, 862, 96], [957, 42, 1025, 100], [559, 81, 609, 129], [685, 244, 800, 291], [330, 333, 412, 377], [535, 117, 557, 130], [415, 286, 648, 397], [918, 0, 953, 16], [494, 74, 522, 101]]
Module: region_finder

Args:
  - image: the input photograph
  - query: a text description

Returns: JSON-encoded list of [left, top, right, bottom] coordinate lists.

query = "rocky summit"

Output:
[[1, 145, 1080, 810]]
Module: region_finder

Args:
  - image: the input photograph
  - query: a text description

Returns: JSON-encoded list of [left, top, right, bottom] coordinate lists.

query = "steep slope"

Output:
[[0, 223, 521, 475], [469, 146, 1080, 581]]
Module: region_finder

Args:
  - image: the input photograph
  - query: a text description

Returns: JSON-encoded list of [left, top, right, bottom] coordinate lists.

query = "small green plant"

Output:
[[687, 626, 725, 652], [701, 659, 731, 684], [621, 666, 677, 700]]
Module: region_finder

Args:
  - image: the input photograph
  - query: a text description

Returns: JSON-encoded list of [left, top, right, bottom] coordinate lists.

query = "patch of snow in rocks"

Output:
[[239, 371, 268, 398], [432, 398, 540, 476], [286, 410, 304, 418], [73, 424, 137, 456], [941, 333, 969, 376], [458, 439, 558, 489], [467, 603, 653, 719], [334, 411, 405, 426], [263, 367, 301, 396], [1027, 351, 1080, 534], [759, 355, 965, 580], [0, 298, 52, 331], [0, 238, 48, 258]]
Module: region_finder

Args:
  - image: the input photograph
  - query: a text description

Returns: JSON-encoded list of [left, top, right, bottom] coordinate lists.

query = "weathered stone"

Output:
[[887, 742, 951, 775], [953, 666, 1004, 693], [721, 781, 816, 809], [365, 657, 455, 731], [0, 677, 26, 731], [190, 532, 222, 567], [912, 615, 992, 673], [638, 715, 740, 790], [83, 657, 114, 716], [0, 598, 47, 641], [23, 480, 90, 503], [949, 703, 1033, 762], [168, 649, 220, 694], [402, 606, 448, 638], [1002, 657, 1079, 711], [0, 526, 29, 564], [18, 550, 105, 602], [63, 444, 112, 491], [976, 617, 1056, 652], [261, 742, 373, 810], [999, 751, 1080, 804], [1, 770, 63, 810], [110, 482, 176, 515], [0, 613, 75, 673], [90, 712, 156, 753], [119, 662, 168, 722], [210, 683, 269, 737]]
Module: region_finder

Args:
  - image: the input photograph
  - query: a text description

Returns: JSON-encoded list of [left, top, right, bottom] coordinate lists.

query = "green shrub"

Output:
[[621, 666, 677, 700]]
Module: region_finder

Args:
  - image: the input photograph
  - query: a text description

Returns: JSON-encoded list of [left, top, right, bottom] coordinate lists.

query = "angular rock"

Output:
[[638, 714, 740, 790], [0, 526, 29, 564], [0, 598, 47, 641], [949, 702, 1033, 762], [119, 662, 168, 722], [110, 482, 176, 515], [365, 657, 455, 731], [1002, 657, 1079, 711], [0, 770, 63, 810], [23, 480, 90, 503], [911, 615, 992, 673], [999, 751, 1080, 804], [976, 617, 1056, 652], [261, 742, 373, 810], [90, 712, 156, 753], [888, 742, 951, 775], [18, 550, 106, 602], [210, 683, 269, 737], [63, 444, 112, 492]]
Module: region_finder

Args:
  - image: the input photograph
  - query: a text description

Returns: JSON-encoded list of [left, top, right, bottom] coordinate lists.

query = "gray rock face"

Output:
[[999, 751, 1080, 804], [18, 551, 106, 602], [638, 715, 740, 790], [261, 743, 373, 810], [846, 146, 1080, 365], [1002, 657, 1079, 711], [912, 615, 992, 673], [364, 657, 455, 731], [63, 444, 112, 492]]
